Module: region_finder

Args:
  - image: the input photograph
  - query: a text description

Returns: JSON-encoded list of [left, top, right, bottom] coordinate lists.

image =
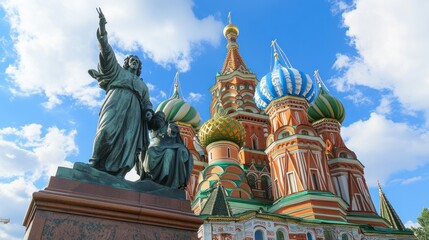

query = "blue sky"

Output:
[[0, 0, 428, 238]]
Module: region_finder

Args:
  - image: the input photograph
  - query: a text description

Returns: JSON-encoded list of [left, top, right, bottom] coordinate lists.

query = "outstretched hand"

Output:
[[96, 8, 107, 36]]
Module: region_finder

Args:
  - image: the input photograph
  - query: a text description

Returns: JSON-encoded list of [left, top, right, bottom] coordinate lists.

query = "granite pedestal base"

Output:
[[23, 175, 202, 240]]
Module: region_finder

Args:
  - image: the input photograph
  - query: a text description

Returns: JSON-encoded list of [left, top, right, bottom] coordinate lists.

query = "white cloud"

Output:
[[332, 0, 429, 119], [0, 0, 222, 109], [342, 113, 429, 186], [391, 176, 423, 185], [375, 95, 393, 115], [0, 124, 77, 180], [344, 88, 372, 105], [401, 176, 422, 185], [186, 92, 204, 103], [0, 124, 78, 238], [405, 220, 420, 229], [0, 178, 37, 240]]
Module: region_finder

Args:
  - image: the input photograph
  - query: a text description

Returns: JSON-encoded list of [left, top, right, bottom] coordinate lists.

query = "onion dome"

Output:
[[307, 74, 345, 123], [198, 107, 245, 147], [156, 83, 201, 129], [223, 23, 239, 38], [254, 56, 317, 109]]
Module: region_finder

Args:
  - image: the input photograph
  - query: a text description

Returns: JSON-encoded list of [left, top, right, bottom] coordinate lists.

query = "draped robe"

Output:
[[143, 122, 193, 189], [88, 30, 152, 176]]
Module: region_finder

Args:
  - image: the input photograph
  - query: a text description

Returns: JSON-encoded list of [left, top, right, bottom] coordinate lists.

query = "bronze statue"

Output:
[[88, 8, 153, 178], [143, 112, 193, 189]]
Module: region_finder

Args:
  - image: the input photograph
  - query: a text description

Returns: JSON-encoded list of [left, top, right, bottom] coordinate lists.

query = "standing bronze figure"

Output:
[[88, 8, 153, 178]]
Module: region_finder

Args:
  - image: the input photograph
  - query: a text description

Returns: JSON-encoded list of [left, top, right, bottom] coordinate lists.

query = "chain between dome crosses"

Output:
[[270, 39, 293, 69], [314, 69, 330, 93]]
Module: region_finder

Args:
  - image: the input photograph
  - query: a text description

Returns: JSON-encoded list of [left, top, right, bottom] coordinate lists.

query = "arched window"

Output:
[[255, 230, 264, 240], [342, 234, 349, 240], [184, 137, 188, 147], [276, 230, 285, 240], [251, 134, 258, 150], [261, 175, 272, 199], [339, 152, 348, 158], [247, 174, 257, 189], [306, 232, 313, 240], [301, 130, 309, 135]]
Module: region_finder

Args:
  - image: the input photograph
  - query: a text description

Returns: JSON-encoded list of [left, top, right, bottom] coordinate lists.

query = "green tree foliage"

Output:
[[412, 208, 429, 240]]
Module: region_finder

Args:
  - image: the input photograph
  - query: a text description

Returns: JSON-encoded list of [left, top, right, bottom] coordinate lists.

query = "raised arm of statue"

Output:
[[96, 8, 107, 37], [88, 7, 120, 90]]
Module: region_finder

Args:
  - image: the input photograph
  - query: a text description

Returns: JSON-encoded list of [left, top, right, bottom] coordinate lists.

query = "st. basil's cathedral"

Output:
[[155, 18, 415, 240]]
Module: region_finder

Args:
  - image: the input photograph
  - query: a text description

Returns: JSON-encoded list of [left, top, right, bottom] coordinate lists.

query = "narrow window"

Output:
[[247, 174, 257, 189], [311, 172, 319, 190], [251, 135, 258, 150], [227, 148, 231, 158], [275, 179, 280, 198], [306, 232, 313, 240], [356, 194, 366, 211], [261, 175, 272, 199], [276, 231, 285, 240], [287, 172, 298, 193], [255, 230, 264, 240]]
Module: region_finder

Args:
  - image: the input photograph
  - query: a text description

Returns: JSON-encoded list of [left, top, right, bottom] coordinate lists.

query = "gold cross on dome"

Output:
[[271, 39, 278, 60], [271, 39, 277, 48]]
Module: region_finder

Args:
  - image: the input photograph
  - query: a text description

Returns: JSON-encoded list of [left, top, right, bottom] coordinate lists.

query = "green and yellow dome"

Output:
[[308, 85, 346, 123], [198, 108, 245, 147], [156, 84, 201, 129]]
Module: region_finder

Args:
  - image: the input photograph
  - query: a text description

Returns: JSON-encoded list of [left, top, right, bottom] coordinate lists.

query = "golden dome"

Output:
[[223, 23, 239, 38], [198, 108, 245, 147]]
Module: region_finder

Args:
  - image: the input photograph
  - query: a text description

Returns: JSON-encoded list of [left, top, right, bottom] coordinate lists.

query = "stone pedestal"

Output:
[[23, 176, 202, 239]]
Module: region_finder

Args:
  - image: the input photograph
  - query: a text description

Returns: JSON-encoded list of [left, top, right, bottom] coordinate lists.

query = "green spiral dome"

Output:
[[156, 86, 201, 129], [198, 109, 245, 148], [308, 86, 346, 123]]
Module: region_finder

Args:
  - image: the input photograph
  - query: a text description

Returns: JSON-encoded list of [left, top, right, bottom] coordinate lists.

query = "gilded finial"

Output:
[[271, 39, 279, 60], [174, 72, 179, 90]]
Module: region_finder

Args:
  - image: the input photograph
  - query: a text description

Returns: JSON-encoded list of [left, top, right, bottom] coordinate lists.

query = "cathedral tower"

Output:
[[308, 72, 388, 227], [209, 15, 272, 200], [255, 43, 347, 221]]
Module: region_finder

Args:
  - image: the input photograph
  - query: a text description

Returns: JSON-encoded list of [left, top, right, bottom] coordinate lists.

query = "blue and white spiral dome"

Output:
[[254, 59, 317, 109]]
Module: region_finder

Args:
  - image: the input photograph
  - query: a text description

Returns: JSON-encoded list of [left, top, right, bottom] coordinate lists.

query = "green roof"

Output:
[[200, 183, 232, 217]]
